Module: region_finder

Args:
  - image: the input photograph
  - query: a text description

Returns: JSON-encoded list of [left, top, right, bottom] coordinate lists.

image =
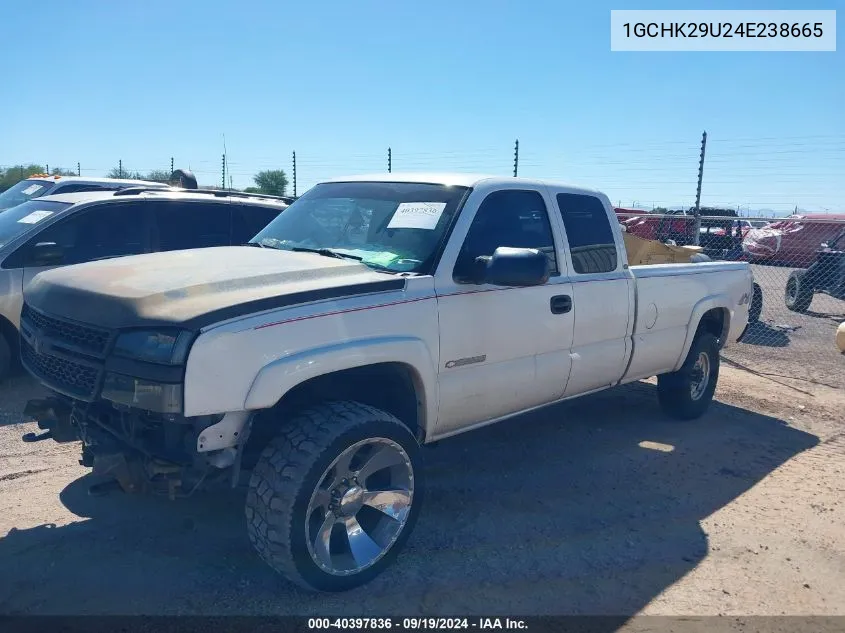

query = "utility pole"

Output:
[[118, 160, 122, 178], [221, 153, 226, 189], [77, 162, 81, 176], [693, 130, 707, 246], [388, 147, 392, 173], [292, 151, 297, 197], [171, 157, 174, 174], [513, 139, 519, 177], [46, 164, 49, 175]]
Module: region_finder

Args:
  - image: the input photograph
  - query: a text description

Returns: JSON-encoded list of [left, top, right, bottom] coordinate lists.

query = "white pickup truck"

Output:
[[19, 173, 753, 592]]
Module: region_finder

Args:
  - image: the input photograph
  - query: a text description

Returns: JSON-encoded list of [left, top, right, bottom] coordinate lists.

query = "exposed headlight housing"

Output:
[[113, 329, 194, 365], [102, 373, 183, 414]]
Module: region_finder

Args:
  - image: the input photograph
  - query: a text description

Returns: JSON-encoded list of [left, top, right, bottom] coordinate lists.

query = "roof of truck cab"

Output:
[[322, 172, 606, 195]]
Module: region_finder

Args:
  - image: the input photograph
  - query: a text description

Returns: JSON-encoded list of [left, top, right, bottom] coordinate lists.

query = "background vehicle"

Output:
[[0, 187, 290, 379], [785, 227, 845, 313], [0, 174, 169, 212], [743, 214, 845, 267], [20, 173, 751, 592], [621, 208, 691, 243]]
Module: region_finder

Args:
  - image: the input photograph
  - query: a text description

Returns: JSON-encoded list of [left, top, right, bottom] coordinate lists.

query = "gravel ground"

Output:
[[0, 363, 843, 616], [723, 263, 845, 390]]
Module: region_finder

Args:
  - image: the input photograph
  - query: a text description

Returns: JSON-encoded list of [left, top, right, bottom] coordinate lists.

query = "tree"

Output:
[[0, 164, 46, 192], [144, 169, 172, 183], [106, 166, 144, 180], [252, 170, 288, 196]]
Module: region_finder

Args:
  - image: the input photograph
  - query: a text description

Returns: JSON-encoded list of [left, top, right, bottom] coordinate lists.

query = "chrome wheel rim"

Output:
[[690, 352, 711, 401], [786, 279, 797, 302], [305, 437, 414, 576]]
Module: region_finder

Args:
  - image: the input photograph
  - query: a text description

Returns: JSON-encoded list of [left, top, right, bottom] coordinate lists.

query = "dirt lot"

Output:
[[0, 361, 843, 617]]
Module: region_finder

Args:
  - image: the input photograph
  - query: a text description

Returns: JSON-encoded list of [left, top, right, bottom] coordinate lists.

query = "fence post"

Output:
[[513, 139, 519, 177], [222, 154, 226, 189], [118, 160, 122, 178], [171, 157, 174, 174], [292, 151, 297, 197], [693, 130, 707, 246], [388, 147, 392, 173], [77, 162, 81, 176]]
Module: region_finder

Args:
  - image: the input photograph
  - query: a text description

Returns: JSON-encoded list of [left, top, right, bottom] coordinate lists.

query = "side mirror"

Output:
[[474, 247, 550, 287], [31, 242, 64, 267]]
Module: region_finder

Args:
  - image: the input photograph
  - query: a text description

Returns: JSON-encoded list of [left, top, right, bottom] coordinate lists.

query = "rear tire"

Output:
[[245, 401, 424, 592], [785, 270, 813, 313], [749, 282, 763, 323], [657, 333, 720, 420], [0, 333, 11, 382]]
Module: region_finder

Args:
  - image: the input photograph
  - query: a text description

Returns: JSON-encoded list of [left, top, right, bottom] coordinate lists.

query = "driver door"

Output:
[[433, 187, 575, 436]]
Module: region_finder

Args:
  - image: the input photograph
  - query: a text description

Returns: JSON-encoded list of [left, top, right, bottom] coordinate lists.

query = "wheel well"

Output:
[[697, 308, 728, 346], [243, 363, 425, 464]]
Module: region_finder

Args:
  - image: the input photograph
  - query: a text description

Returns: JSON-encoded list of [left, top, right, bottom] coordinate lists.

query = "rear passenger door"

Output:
[[551, 191, 634, 396], [231, 203, 284, 245], [150, 201, 232, 252]]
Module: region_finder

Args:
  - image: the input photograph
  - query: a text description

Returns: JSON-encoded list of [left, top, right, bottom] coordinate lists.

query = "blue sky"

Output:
[[2, 0, 842, 213]]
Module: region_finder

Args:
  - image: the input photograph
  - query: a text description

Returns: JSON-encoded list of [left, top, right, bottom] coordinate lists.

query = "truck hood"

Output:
[[23, 246, 405, 330]]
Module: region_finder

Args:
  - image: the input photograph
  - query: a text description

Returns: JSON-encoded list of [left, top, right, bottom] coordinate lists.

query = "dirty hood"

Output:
[[23, 246, 404, 330]]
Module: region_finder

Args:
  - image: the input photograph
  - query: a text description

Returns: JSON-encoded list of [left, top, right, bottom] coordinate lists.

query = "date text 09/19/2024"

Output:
[[307, 618, 528, 630]]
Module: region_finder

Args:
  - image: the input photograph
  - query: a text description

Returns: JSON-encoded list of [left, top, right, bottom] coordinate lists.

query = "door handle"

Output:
[[550, 294, 572, 314]]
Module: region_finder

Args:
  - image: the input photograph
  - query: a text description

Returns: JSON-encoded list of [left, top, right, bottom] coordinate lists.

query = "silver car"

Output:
[[0, 188, 290, 379]]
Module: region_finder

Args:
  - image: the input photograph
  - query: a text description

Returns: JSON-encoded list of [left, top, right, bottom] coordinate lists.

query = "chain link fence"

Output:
[[616, 210, 845, 389]]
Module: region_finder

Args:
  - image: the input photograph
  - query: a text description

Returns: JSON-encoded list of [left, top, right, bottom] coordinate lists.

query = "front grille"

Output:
[[19, 303, 113, 401], [21, 303, 110, 356], [21, 338, 99, 399]]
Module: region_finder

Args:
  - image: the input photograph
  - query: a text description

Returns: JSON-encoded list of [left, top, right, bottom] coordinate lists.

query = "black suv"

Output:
[[785, 227, 845, 313], [0, 186, 290, 379]]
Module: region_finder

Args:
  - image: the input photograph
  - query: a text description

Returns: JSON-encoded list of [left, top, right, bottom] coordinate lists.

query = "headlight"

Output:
[[102, 373, 183, 414], [113, 329, 193, 365]]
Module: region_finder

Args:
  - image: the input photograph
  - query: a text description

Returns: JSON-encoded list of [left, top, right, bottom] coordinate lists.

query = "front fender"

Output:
[[243, 335, 437, 433], [672, 295, 732, 371]]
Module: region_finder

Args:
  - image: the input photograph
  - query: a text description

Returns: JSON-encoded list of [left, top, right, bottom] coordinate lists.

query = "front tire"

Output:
[[785, 270, 813, 313], [657, 333, 720, 420], [245, 401, 424, 592]]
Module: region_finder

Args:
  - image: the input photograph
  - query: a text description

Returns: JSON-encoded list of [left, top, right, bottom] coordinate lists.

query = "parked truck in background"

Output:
[[20, 173, 753, 592]]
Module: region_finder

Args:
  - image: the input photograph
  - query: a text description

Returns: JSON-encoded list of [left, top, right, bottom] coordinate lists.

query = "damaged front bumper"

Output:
[[21, 395, 254, 498]]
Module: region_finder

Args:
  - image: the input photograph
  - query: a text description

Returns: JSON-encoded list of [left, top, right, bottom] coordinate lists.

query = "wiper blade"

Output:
[[290, 247, 362, 261]]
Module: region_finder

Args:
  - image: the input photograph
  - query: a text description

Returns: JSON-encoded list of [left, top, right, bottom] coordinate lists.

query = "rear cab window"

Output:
[[555, 193, 619, 275]]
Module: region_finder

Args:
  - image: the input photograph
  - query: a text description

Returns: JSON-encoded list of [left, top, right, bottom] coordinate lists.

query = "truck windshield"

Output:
[[251, 181, 469, 273], [0, 180, 57, 212], [0, 200, 71, 250]]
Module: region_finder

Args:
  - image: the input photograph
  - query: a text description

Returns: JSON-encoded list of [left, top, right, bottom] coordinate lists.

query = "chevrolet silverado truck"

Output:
[[19, 173, 753, 592]]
